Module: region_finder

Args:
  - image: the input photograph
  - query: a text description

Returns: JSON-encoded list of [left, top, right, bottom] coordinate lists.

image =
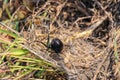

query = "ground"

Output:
[[0, 0, 120, 80]]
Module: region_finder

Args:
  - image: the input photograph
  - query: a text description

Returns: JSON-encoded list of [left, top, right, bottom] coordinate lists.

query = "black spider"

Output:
[[51, 38, 63, 53], [41, 37, 63, 53]]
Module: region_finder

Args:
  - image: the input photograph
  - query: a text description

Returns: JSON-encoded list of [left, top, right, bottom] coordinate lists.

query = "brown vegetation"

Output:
[[0, 0, 120, 80]]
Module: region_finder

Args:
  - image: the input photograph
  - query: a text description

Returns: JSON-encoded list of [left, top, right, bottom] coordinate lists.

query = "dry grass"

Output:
[[0, 0, 120, 80]]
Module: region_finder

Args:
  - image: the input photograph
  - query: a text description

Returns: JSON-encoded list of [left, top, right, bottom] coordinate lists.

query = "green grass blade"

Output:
[[13, 70, 33, 80], [0, 29, 20, 39]]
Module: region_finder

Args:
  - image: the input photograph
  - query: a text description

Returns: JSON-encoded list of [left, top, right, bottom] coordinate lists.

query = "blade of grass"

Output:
[[13, 69, 33, 80], [0, 55, 6, 64], [14, 21, 19, 32], [5, 7, 12, 19], [0, 29, 20, 39], [114, 31, 119, 63], [11, 56, 52, 66], [114, 40, 119, 63], [0, 22, 20, 36], [9, 65, 53, 71], [9, 48, 29, 56], [3, 0, 12, 19], [0, 38, 12, 45]]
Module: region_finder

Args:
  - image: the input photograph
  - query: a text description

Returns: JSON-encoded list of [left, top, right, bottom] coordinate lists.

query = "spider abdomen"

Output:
[[51, 38, 63, 53]]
